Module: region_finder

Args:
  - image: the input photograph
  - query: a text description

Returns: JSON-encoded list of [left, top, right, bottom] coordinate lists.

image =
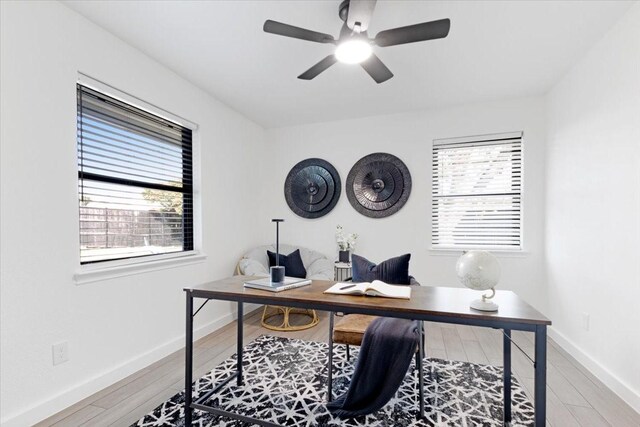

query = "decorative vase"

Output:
[[338, 250, 350, 263], [270, 266, 285, 283]]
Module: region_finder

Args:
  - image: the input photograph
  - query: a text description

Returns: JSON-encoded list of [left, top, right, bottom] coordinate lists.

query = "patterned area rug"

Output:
[[132, 335, 534, 426]]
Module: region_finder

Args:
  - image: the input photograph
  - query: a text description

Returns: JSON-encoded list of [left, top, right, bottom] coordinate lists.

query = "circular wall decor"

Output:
[[346, 152, 412, 218], [284, 158, 341, 219]]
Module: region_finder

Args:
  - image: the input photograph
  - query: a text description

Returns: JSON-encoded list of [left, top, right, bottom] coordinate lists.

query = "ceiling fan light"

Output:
[[335, 39, 372, 64]]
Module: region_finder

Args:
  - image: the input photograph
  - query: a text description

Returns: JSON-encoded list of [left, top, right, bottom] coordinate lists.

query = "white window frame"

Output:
[[74, 73, 205, 284], [430, 131, 524, 253]]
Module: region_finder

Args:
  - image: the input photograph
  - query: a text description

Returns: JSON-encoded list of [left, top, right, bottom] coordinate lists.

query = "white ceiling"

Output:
[[63, 0, 634, 128]]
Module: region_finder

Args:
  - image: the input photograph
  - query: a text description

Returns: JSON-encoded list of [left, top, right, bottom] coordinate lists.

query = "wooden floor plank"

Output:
[[566, 404, 612, 427], [506, 342, 533, 380], [38, 308, 639, 427], [461, 339, 489, 364], [488, 357, 503, 368], [474, 326, 504, 360], [546, 363, 591, 408], [424, 322, 446, 351], [557, 361, 639, 426], [520, 376, 581, 427], [550, 340, 627, 399], [456, 324, 478, 341], [426, 348, 448, 360], [34, 362, 158, 426], [441, 327, 468, 362], [50, 405, 104, 427], [110, 387, 181, 427], [512, 330, 535, 347], [548, 340, 577, 368]]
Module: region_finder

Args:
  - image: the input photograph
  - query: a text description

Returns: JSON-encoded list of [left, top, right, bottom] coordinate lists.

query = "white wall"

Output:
[[3, 1, 638, 424], [545, 3, 640, 412], [0, 1, 266, 425], [264, 97, 548, 312]]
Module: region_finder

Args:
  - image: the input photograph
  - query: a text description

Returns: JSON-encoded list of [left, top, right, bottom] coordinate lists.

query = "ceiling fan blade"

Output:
[[263, 20, 335, 44], [374, 18, 450, 47], [298, 55, 338, 80], [361, 53, 393, 83], [347, 0, 377, 32]]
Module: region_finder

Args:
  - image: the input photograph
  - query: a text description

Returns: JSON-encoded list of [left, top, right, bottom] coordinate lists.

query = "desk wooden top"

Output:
[[186, 276, 551, 326]]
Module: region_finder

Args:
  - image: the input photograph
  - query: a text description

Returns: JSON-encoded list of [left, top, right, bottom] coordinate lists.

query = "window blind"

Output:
[[77, 84, 193, 264], [432, 132, 522, 250]]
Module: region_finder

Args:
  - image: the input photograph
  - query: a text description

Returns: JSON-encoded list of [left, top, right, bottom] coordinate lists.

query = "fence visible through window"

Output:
[[79, 206, 184, 263]]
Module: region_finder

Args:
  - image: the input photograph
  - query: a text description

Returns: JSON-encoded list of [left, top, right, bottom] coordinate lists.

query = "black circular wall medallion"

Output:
[[284, 158, 341, 219], [346, 152, 412, 218]]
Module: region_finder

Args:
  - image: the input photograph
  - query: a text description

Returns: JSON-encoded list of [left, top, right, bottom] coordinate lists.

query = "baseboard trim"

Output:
[[1, 304, 261, 427], [548, 326, 640, 414], [15, 311, 638, 425]]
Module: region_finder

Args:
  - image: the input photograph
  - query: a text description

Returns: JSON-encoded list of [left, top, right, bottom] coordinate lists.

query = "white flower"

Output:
[[335, 226, 358, 251]]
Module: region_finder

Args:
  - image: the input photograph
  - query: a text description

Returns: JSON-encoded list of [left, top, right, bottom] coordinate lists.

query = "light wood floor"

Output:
[[37, 309, 640, 427]]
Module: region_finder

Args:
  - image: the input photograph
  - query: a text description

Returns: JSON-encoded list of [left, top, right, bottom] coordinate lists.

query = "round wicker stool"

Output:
[[261, 305, 319, 331]]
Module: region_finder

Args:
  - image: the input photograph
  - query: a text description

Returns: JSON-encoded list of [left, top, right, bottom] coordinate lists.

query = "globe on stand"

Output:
[[456, 251, 501, 312]]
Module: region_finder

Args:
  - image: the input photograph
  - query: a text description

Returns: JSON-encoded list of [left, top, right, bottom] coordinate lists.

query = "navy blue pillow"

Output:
[[351, 254, 411, 285], [267, 249, 307, 279]]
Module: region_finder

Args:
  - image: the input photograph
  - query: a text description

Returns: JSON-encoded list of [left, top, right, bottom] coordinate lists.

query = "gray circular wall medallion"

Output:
[[284, 158, 341, 219], [346, 152, 412, 218]]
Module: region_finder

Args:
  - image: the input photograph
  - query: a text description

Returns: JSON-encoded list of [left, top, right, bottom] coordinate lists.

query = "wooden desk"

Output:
[[184, 276, 551, 426]]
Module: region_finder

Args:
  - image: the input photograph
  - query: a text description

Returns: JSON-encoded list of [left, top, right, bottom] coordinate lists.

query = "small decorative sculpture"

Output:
[[270, 219, 285, 283], [456, 250, 501, 312]]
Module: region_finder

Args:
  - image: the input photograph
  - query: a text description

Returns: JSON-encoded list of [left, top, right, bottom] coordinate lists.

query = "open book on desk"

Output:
[[324, 280, 411, 299]]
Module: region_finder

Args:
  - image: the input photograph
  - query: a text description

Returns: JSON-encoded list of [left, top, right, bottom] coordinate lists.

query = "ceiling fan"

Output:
[[263, 0, 450, 84]]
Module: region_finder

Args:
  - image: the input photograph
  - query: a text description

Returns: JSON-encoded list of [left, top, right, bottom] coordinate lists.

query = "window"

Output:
[[432, 132, 522, 250], [77, 84, 193, 264]]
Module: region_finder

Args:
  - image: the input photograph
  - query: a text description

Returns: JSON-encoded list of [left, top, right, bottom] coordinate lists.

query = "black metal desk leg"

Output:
[[237, 302, 244, 386], [535, 325, 547, 426], [327, 312, 334, 401], [503, 329, 512, 424], [185, 291, 194, 427], [417, 321, 425, 420]]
